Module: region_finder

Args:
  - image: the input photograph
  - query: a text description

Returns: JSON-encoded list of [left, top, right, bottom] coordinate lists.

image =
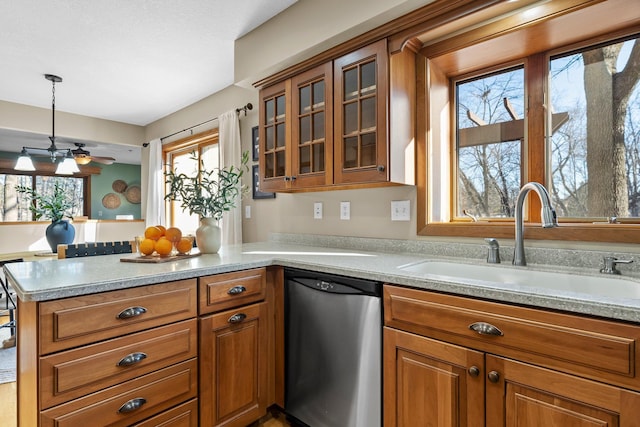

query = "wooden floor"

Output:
[[0, 381, 16, 427]]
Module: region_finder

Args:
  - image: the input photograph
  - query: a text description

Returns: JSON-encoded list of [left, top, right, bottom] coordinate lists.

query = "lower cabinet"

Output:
[[383, 285, 640, 426], [384, 328, 640, 426], [199, 302, 269, 427], [383, 328, 484, 426]]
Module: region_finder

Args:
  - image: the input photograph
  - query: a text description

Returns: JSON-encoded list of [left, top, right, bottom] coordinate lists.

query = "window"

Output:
[[163, 130, 219, 234], [417, 0, 640, 242], [1, 175, 84, 221], [456, 66, 524, 219], [549, 37, 640, 219]]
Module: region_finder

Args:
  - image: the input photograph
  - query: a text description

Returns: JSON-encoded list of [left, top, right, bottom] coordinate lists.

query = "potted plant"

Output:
[[15, 181, 76, 253], [164, 151, 249, 253]]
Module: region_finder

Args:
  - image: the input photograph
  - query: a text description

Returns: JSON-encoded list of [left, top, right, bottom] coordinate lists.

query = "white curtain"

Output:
[[144, 138, 165, 227], [219, 110, 242, 245]]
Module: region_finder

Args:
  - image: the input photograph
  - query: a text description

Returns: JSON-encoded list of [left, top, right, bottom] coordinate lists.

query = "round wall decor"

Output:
[[112, 179, 127, 193], [102, 193, 121, 209], [125, 184, 141, 204]]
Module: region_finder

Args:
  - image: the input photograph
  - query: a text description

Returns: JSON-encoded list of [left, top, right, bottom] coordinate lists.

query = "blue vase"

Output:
[[46, 220, 75, 253]]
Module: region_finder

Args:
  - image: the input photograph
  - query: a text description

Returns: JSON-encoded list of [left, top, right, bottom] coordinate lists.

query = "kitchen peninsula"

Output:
[[6, 235, 640, 426]]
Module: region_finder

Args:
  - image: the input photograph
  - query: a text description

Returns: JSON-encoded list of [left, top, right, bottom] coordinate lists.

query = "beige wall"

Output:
[[0, 100, 144, 147], [235, 0, 436, 86], [0, 220, 145, 254]]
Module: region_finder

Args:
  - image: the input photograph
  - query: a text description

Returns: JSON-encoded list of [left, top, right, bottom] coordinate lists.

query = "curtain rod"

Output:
[[143, 102, 253, 146]]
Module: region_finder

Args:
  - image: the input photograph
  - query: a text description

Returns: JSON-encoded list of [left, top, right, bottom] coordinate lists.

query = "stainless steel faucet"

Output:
[[513, 182, 558, 266], [600, 256, 633, 275], [485, 238, 501, 264]]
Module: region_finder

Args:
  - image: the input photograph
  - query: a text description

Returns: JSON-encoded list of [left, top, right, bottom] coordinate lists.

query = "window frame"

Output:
[[416, 8, 640, 243], [162, 129, 219, 229], [0, 164, 90, 222]]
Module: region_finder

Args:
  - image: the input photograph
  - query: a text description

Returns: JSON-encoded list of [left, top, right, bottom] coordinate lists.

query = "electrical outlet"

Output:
[[314, 202, 323, 219], [391, 200, 410, 221], [340, 201, 350, 220], [245, 205, 251, 219]]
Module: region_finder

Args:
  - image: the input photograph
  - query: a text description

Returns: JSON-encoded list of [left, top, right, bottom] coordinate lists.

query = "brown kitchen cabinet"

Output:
[[258, 38, 415, 192], [18, 279, 199, 427], [259, 62, 333, 192], [383, 285, 640, 426], [334, 39, 388, 184], [198, 267, 271, 427]]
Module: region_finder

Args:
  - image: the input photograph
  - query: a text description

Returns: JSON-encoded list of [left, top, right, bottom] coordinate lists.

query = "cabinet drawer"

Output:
[[39, 279, 197, 354], [40, 359, 197, 427], [40, 318, 197, 409], [132, 399, 198, 427], [384, 285, 640, 391], [198, 268, 266, 314]]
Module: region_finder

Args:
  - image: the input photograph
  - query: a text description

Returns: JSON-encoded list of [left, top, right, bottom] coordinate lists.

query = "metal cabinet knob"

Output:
[[487, 371, 500, 383], [468, 366, 480, 377]]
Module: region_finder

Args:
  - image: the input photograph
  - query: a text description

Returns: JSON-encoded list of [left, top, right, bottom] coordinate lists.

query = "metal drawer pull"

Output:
[[116, 306, 147, 320], [469, 322, 504, 336], [468, 366, 480, 377], [118, 397, 147, 414], [117, 352, 147, 367], [228, 313, 247, 324], [227, 286, 246, 295]]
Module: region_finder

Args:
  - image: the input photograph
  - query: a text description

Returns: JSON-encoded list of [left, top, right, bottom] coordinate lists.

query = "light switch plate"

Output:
[[314, 202, 323, 219], [245, 205, 251, 219], [340, 201, 350, 220], [391, 200, 410, 221]]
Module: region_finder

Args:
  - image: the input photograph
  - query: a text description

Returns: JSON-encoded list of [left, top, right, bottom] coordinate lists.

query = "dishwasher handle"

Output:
[[289, 276, 380, 296]]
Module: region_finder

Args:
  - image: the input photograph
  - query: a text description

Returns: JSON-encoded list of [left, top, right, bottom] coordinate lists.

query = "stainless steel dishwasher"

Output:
[[284, 268, 382, 427]]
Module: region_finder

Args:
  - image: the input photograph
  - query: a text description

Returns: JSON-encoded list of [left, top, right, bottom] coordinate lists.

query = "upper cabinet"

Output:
[[258, 39, 412, 192], [334, 40, 388, 184], [260, 82, 289, 192]]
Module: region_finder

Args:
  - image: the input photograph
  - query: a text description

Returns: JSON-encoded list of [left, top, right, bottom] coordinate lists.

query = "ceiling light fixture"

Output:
[[15, 74, 80, 174]]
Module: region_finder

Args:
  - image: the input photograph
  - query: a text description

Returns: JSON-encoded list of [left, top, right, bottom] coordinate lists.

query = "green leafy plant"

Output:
[[164, 151, 249, 221], [15, 181, 76, 222]]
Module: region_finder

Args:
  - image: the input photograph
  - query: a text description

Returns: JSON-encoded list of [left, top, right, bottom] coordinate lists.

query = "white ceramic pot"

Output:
[[196, 217, 221, 253]]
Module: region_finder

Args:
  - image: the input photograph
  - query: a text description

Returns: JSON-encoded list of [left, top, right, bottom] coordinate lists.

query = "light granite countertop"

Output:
[[6, 237, 640, 323]]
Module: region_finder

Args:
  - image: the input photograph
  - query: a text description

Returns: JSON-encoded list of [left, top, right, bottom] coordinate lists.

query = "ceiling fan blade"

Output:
[[88, 156, 116, 165]]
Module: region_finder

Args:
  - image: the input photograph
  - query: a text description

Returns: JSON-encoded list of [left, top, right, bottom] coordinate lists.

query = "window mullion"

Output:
[[525, 53, 548, 223]]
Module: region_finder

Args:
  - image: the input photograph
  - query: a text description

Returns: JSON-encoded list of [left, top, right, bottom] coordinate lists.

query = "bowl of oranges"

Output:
[[136, 225, 195, 257]]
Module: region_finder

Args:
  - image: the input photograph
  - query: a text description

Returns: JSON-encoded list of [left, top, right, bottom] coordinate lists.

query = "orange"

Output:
[[139, 238, 156, 256], [155, 225, 166, 236], [154, 238, 173, 256], [144, 226, 163, 240], [176, 237, 193, 255], [165, 227, 182, 243]]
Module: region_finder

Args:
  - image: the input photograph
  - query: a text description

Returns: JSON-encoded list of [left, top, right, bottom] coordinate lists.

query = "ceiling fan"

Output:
[[71, 143, 116, 165], [15, 74, 117, 173]]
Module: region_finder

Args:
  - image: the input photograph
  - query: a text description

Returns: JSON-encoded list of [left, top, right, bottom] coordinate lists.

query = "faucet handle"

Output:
[[600, 256, 633, 275], [485, 238, 501, 264]]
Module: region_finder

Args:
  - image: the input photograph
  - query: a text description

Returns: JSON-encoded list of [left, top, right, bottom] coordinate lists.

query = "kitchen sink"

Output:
[[398, 260, 640, 299]]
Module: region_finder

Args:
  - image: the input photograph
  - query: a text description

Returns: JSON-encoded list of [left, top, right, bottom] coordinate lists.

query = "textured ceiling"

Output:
[[0, 0, 296, 126]]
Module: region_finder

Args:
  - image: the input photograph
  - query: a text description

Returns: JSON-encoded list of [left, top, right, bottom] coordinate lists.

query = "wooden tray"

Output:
[[120, 252, 201, 263]]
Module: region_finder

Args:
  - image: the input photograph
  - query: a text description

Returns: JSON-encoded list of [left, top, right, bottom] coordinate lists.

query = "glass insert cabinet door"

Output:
[[291, 62, 333, 188], [334, 39, 388, 184], [259, 81, 290, 192]]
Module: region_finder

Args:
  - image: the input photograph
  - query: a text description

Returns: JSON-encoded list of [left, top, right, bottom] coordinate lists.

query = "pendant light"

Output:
[[15, 74, 80, 174]]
